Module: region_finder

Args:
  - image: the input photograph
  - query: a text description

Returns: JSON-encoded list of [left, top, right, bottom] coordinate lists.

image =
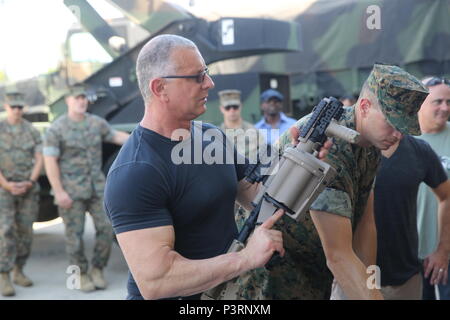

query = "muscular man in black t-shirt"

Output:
[[104, 35, 287, 300]]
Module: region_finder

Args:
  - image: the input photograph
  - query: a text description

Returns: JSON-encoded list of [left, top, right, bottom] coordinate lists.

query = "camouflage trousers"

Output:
[[0, 187, 39, 272], [58, 196, 113, 274]]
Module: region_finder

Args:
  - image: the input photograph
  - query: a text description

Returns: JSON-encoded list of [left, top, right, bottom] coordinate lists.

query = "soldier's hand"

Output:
[[239, 209, 285, 270], [289, 126, 332, 160], [3, 181, 27, 196], [55, 190, 73, 209]]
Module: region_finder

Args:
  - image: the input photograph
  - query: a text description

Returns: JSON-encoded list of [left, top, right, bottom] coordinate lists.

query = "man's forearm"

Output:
[[353, 192, 377, 266], [112, 131, 130, 145], [0, 170, 9, 190], [437, 199, 450, 256], [43, 156, 64, 193], [29, 152, 44, 183], [328, 250, 383, 300], [140, 249, 248, 300]]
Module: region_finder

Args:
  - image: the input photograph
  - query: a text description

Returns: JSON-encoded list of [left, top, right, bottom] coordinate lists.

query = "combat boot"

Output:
[[79, 273, 96, 292], [90, 267, 107, 289], [12, 266, 33, 287], [0, 272, 16, 297]]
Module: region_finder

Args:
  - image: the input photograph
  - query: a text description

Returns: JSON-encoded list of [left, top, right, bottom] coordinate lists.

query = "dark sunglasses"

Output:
[[423, 77, 450, 87], [10, 105, 24, 110], [162, 68, 209, 84], [224, 104, 240, 111]]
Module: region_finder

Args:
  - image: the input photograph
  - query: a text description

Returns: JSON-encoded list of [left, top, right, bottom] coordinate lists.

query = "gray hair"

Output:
[[136, 34, 198, 104]]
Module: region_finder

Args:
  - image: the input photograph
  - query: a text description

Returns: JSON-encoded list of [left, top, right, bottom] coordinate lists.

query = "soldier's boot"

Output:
[[90, 267, 107, 290], [0, 272, 16, 297], [79, 273, 96, 293], [12, 266, 33, 287]]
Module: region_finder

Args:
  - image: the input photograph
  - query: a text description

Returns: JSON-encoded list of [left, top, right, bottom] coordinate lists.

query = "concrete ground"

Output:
[[1, 215, 129, 300]]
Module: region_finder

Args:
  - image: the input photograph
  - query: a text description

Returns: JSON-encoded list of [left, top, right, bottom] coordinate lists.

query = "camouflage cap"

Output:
[[66, 83, 87, 97], [366, 63, 429, 136], [4, 91, 26, 106], [218, 89, 242, 107]]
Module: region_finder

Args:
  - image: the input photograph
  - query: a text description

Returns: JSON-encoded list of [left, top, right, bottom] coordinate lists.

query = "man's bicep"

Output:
[[310, 210, 354, 258], [432, 179, 450, 202]]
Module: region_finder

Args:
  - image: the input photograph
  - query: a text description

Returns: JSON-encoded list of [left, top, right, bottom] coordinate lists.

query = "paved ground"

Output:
[[1, 216, 129, 300]]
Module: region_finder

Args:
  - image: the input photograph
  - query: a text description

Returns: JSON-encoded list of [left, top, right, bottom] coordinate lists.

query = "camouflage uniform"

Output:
[[231, 64, 429, 299], [0, 119, 42, 272], [43, 113, 116, 273]]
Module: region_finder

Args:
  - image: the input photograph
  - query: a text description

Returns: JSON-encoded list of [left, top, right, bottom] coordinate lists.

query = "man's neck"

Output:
[[264, 113, 281, 127], [68, 111, 86, 122], [141, 105, 191, 141], [420, 122, 446, 134], [7, 117, 21, 125], [381, 140, 400, 159], [224, 118, 242, 129]]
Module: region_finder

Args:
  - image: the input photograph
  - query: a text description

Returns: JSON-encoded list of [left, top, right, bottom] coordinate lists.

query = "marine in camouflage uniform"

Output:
[[230, 64, 429, 299], [0, 92, 43, 296], [43, 84, 128, 291], [218, 89, 267, 222], [218, 89, 265, 161]]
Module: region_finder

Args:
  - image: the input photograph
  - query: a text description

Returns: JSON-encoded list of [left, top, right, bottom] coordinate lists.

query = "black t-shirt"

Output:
[[374, 135, 447, 286], [104, 122, 247, 299]]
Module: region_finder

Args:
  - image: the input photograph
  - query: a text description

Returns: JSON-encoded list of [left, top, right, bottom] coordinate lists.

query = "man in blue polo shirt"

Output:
[[255, 89, 296, 145]]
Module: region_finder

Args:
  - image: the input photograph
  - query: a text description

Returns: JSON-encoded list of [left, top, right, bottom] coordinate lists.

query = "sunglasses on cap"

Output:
[[423, 77, 450, 87], [10, 105, 24, 110], [162, 68, 209, 84], [224, 104, 240, 111]]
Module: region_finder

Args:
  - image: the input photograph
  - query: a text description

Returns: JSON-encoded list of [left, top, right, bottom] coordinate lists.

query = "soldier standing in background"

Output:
[[218, 89, 265, 160], [43, 84, 129, 292], [0, 92, 43, 297]]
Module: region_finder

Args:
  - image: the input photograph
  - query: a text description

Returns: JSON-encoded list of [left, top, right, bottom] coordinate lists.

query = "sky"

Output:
[[0, 0, 313, 83], [0, 0, 122, 82]]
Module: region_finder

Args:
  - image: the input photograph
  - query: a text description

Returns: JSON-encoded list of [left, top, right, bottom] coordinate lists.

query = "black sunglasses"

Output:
[[10, 105, 24, 110], [162, 68, 209, 84], [224, 104, 240, 111], [423, 77, 450, 87]]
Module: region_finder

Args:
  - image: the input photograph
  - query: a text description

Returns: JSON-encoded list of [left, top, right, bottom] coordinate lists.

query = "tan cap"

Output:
[[218, 89, 242, 107], [5, 91, 26, 106]]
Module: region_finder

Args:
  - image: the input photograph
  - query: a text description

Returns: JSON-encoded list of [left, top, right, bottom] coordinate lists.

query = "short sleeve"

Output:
[[104, 162, 173, 234], [98, 117, 117, 143], [422, 143, 448, 189], [43, 126, 61, 157], [310, 187, 352, 219], [31, 126, 43, 153]]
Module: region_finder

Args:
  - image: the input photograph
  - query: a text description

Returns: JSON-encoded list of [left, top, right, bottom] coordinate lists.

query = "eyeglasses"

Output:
[[224, 104, 240, 111], [423, 77, 450, 87], [10, 105, 24, 110], [162, 68, 209, 84]]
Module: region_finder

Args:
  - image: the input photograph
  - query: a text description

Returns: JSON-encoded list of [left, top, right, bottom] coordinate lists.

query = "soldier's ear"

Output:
[[359, 98, 372, 118], [150, 78, 166, 100]]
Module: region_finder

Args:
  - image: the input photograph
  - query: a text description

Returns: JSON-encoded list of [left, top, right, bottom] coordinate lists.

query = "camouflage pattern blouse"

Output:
[[0, 119, 42, 181], [43, 113, 116, 200]]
